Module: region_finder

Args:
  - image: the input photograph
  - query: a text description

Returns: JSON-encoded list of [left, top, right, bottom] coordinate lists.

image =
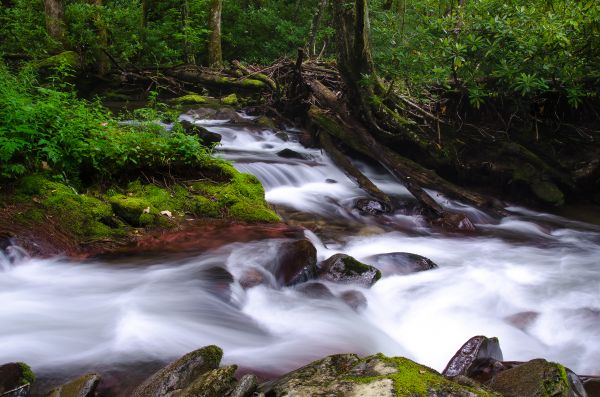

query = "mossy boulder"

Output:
[[176, 365, 237, 397], [37, 51, 80, 71], [131, 345, 223, 397], [260, 353, 498, 396], [46, 373, 101, 397], [531, 180, 565, 206], [318, 254, 382, 287], [488, 359, 585, 397], [172, 94, 208, 105], [0, 362, 34, 395], [109, 195, 154, 227], [221, 94, 239, 106], [364, 252, 438, 276]]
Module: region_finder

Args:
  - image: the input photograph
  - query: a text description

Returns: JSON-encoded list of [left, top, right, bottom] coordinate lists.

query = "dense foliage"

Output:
[[0, 62, 212, 182]]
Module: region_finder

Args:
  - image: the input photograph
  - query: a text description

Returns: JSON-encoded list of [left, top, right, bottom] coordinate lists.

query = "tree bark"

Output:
[[43, 0, 66, 45], [208, 0, 223, 68], [307, 0, 328, 58]]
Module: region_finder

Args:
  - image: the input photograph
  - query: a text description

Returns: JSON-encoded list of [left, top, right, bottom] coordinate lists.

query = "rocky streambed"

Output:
[[1, 108, 599, 396]]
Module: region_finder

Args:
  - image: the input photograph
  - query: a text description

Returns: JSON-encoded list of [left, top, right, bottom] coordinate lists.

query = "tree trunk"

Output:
[[307, 0, 328, 58], [208, 0, 223, 68], [182, 0, 196, 64], [43, 0, 66, 45]]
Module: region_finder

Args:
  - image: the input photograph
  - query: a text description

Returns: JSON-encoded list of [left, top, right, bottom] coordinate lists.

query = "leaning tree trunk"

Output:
[[43, 0, 66, 45], [208, 0, 223, 68]]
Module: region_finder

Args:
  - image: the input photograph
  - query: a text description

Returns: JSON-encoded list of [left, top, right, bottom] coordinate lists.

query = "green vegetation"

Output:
[[17, 363, 35, 386]]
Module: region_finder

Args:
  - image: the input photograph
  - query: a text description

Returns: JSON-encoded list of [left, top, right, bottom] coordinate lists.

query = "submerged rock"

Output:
[[442, 336, 503, 379], [355, 198, 391, 215], [260, 353, 496, 396], [239, 267, 267, 289], [364, 252, 438, 276], [339, 290, 368, 311], [318, 254, 381, 287], [276, 148, 309, 160], [46, 373, 101, 397], [488, 359, 586, 397], [0, 362, 34, 397], [131, 345, 223, 397], [175, 365, 237, 397], [295, 282, 334, 299]]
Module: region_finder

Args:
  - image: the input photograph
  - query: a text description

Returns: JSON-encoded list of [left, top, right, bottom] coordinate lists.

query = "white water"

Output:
[[1, 118, 599, 382]]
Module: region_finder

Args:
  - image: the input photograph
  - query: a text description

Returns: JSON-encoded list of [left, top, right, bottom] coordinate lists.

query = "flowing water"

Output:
[[1, 116, 599, 392]]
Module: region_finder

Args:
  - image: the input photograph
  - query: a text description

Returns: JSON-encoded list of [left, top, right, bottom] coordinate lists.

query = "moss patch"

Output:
[[171, 94, 208, 105], [221, 93, 239, 106], [341, 256, 382, 281], [18, 363, 35, 385], [36, 51, 80, 71]]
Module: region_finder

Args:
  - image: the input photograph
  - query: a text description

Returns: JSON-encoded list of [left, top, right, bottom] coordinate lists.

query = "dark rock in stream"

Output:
[[46, 373, 100, 397], [442, 335, 504, 379], [276, 148, 310, 160], [0, 363, 34, 397], [355, 198, 391, 215], [272, 239, 318, 286], [488, 359, 588, 397], [179, 120, 222, 145], [433, 212, 476, 232], [295, 282, 334, 299], [201, 266, 234, 301], [239, 267, 268, 289], [339, 290, 368, 311], [364, 252, 438, 276], [0, 233, 12, 251], [185, 107, 246, 123], [131, 345, 223, 397], [259, 353, 496, 396], [318, 254, 381, 287]]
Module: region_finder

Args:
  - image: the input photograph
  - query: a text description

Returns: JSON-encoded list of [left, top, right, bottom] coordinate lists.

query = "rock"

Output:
[[0, 362, 34, 396], [584, 378, 600, 397], [239, 267, 267, 289], [339, 290, 368, 311], [201, 267, 234, 301], [271, 239, 318, 286], [37, 51, 80, 71], [171, 94, 208, 105], [531, 180, 565, 206], [109, 195, 153, 227], [504, 311, 539, 330], [325, 179, 337, 184], [256, 115, 277, 130], [179, 120, 222, 145], [274, 131, 289, 141], [318, 254, 382, 287], [214, 108, 246, 123], [186, 108, 217, 120], [295, 282, 334, 299], [46, 373, 101, 397], [364, 252, 439, 276], [433, 212, 476, 232], [260, 353, 496, 397], [488, 359, 585, 397], [229, 374, 258, 397], [0, 233, 12, 251], [464, 358, 507, 384], [442, 336, 503, 379], [175, 365, 237, 397], [355, 198, 391, 215], [276, 148, 310, 160], [131, 345, 223, 397]]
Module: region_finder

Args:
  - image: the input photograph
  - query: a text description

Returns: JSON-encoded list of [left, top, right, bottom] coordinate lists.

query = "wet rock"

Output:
[[442, 336, 503, 379], [260, 353, 496, 397], [179, 120, 222, 145], [488, 359, 584, 397], [256, 116, 276, 130], [185, 108, 217, 120], [229, 374, 258, 397], [131, 345, 223, 397], [0, 233, 12, 251], [295, 282, 334, 299], [201, 266, 234, 301], [464, 358, 507, 384], [214, 108, 246, 123], [433, 212, 476, 232], [318, 254, 382, 287], [355, 198, 391, 215], [584, 378, 600, 397], [504, 311, 539, 330], [339, 290, 367, 311], [176, 365, 237, 397], [325, 179, 337, 184], [46, 373, 101, 397], [239, 267, 267, 289], [364, 252, 438, 276], [0, 362, 34, 396], [272, 239, 318, 286], [276, 148, 309, 160], [274, 131, 289, 141]]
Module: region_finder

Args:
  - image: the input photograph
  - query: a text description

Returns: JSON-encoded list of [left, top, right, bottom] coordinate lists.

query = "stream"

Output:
[[1, 116, 599, 393]]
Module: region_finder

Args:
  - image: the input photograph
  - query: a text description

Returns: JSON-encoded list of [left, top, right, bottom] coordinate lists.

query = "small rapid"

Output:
[[1, 116, 599, 387]]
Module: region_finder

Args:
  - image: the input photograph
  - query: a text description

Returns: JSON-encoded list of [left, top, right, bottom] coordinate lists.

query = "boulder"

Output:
[[175, 365, 237, 397], [239, 267, 267, 289], [185, 107, 246, 123], [318, 254, 381, 287], [442, 336, 503, 379], [171, 95, 207, 105], [355, 198, 391, 215], [131, 345, 223, 397], [179, 120, 222, 145], [271, 240, 318, 286], [488, 359, 586, 397], [260, 353, 497, 397], [339, 290, 368, 311], [364, 252, 438, 276], [229, 374, 258, 397], [46, 373, 101, 397], [0, 362, 34, 396], [295, 282, 334, 299], [433, 213, 476, 232], [201, 266, 234, 301], [274, 131, 289, 141], [276, 149, 310, 160]]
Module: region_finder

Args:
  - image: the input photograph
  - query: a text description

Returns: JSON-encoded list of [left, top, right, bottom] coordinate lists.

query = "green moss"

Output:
[[194, 196, 221, 217], [171, 94, 208, 105], [221, 94, 239, 106], [349, 355, 495, 397], [199, 345, 224, 368], [18, 362, 35, 385], [109, 195, 153, 226], [36, 51, 80, 70], [215, 76, 267, 89], [341, 256, 382, 281], [531, 180, 565, 206]]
